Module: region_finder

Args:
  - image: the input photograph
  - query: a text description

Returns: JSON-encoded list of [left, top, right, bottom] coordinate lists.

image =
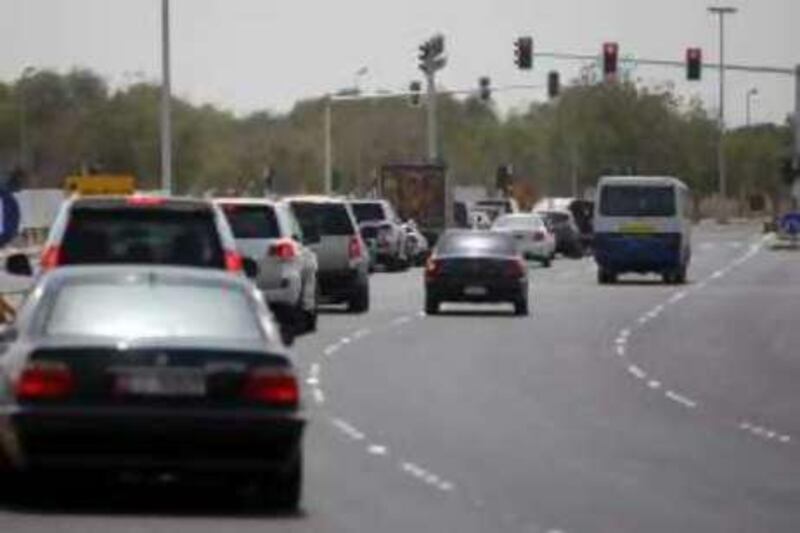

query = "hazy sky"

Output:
[[1, 0, 798, 126]]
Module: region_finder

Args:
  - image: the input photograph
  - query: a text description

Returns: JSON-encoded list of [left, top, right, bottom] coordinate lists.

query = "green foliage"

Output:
[[0, 68, 792, 202]]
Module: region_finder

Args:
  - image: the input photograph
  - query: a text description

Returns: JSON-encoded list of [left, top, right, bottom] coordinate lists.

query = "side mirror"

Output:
[[6, 254, 33, 277], [242, 257, 259, 279]]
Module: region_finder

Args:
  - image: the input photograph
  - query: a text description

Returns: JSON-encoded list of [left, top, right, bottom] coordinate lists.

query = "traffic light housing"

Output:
[[418, 34, 446, 74], [686, 47, 702, 81], [515, 36, 533, 70], [409, 80, 421, 106], [603, 42, 619, 77], [547, 71, 560, 99], [479, 76, 491, 102], [496, 164, 513, 192]]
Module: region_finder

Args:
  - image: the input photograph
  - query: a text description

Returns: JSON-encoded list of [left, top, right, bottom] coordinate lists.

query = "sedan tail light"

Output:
[[425, 258, 442, 280], [268, 239, 298, 261], [348, 236, 363, 261], [16, 361, 75, 400], [506, 258, 526, 278], [40, 245, 61, 271], [225, 250, 244, 272], [243, 367, 299, 408]]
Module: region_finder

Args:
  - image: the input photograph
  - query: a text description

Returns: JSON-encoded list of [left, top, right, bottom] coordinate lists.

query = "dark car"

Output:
[[424, 230, 529, 316], [535, 209, 584, 258], [5, 195, 255, 278], [0, 266, 304, 509]]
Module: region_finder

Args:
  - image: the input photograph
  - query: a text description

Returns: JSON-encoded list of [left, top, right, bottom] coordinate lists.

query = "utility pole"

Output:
[[324, 95, 332, 194], [418, 34, 446, 162], [793, 65, 800, 206], [160, 0, 173, 194], [708, 6, 737, 210]]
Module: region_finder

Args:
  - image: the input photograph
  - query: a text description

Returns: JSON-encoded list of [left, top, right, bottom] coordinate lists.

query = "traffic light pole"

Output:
[[715, 10, 728, 204], [425, 70, 438, 161], [160, 0, 173, 194], [794, 65, 800, 205], [324, 95, 333, 195]]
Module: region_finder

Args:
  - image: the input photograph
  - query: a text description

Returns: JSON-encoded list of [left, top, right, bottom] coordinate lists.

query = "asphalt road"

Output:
[[2, 221, 799, 532]]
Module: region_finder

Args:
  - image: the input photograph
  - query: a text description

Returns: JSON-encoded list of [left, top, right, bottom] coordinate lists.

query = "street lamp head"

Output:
[[708, 6, 738, 14]]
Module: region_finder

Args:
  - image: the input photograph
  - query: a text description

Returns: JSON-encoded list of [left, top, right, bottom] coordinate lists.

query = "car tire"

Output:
[[425, 294, 439, 315], [541, 257, 552, 268], [348, 283, 369, 313], [598, 269, 617, 284], [513, 295, 529, 316]]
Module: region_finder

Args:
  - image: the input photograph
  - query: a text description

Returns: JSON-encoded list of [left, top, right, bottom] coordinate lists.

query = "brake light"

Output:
[[425, 258, 441, 280], [126, 196, 165, 206], [269, 239, 297, 261], [243, 367, 299, 407], [348, 236, 362, 260], [16, 361, 74, 400], [532, 231, 545, 242], [507, 259, 526, 278], [40, 245, 61, 271], [225, 250, 244, 272]]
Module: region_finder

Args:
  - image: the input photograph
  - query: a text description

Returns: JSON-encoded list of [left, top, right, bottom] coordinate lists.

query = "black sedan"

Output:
[[0, 266, 304, 509], [424, 230, 529, 316]]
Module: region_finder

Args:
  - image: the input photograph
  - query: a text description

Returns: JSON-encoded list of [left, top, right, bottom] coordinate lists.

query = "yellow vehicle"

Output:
[[64, 174, 135, 196]]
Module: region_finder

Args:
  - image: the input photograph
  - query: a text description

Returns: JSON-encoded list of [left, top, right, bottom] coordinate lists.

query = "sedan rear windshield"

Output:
[[43, 280, 264, 342], [437, 233, 516, 256], [600, 185, 676, 217], [493, 216, 544, 230], [290, 202, 354, 236], [221, 204, 280, 239], [351, 203, 385, 223], [61, 208, 225, 268]]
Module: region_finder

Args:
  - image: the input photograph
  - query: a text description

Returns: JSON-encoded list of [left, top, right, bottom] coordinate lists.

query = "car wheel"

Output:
[[598, 269, 617, 284], [348, 283, 369, 313], [541, 257, 552, 268], [425, 294, 439, 315], [513, 296, 529, 316]]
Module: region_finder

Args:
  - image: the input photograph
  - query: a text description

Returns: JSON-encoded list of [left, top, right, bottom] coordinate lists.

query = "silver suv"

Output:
[[285, 196, 370, 313], [349, 199, 409, 271], [217, 198, 319, 332]]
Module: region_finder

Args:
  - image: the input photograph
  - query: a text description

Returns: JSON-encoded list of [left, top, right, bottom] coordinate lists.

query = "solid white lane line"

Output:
[[367, 444, 388, 456], [627, 365, 646, 380], [647, 380, 661, 389]]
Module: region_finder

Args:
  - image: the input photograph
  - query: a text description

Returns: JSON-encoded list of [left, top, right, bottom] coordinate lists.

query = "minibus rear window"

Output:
[[599, 186, 676, 217]]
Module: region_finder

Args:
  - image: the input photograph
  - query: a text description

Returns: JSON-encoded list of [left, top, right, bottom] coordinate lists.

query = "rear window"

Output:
[[221, 204, 280, 239], [61, 208, 225, 268], [600, 185, 676, 217], [351, 203, 385, 223], [290, 202, 354, 236], [44, 281, 264, 342], [437, 233, 516, 256], [539, 212, 570, 225]]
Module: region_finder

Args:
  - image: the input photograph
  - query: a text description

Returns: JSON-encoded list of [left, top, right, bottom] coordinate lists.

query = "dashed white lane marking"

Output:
[[340, 336, 351, 344], [331, 418, 365, 441], [615, 345, 626, 357], [367, 444, 388, 456], [323, 344, 340, 356], [738, 421, 793, 444], [668, 291, 687, 304], [664, 390, 698, 409], [313, 388, 325, 404], [710, 270, 724, 279], [627, 365, 646, 380], [391, 315, 412, 326], [352, 328, 371, 339], [400, 461, 455, 492], [647, 380, 661, 389]]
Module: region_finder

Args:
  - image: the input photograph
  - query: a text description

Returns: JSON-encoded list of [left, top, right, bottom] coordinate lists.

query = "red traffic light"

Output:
[[603, 42, 619, 76], [686, 47, 702, 80]]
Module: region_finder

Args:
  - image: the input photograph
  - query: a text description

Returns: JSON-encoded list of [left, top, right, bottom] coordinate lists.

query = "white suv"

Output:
[[217, 198, 319, 332], [285, 196, 370, 313], [349, 199, 409, 271]]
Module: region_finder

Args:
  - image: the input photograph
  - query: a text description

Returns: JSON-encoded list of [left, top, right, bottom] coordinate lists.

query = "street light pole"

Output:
[[160, 0, 173, 194], [745, 87, 758, 127], [708, 6, 737, 207], [17, 67, 35, 172], [323, 95, 332, 195]]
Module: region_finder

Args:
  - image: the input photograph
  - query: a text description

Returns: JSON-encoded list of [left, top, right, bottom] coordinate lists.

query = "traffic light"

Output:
[[496, 164, 513, 192], [547, 71, 560, 99], [409, 80, 421, 106], [686, 47, 702, 81], [479, 76, 491, 102], [418, 42, 432, 71], [781, 157, 799, 185], [515, 36, 533, 70], [418, 34, 446, 74], [603, 42, 619, 77]]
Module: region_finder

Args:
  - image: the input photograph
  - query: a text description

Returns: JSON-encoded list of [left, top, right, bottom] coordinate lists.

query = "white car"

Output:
[[491, 213, 556, 267], [349, 199, 409, 270], [217, 198, 319, 332]]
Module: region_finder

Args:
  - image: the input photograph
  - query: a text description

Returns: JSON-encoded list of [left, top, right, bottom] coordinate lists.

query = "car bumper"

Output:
[[593, 233, 685, 273], [1, 406, 304, 474], [258, 270, 303, 307], [426, 279, 527, 303], [318, 268, 364, 300], [516, 241, 553, 260]]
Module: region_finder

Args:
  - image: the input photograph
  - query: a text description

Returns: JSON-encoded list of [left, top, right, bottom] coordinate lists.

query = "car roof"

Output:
[[349, 199, 386, 204], [214, 197, 280, 207], [598, 176, 688, 189], [69, 195, 216, 212], [284, 195, 349, 204]]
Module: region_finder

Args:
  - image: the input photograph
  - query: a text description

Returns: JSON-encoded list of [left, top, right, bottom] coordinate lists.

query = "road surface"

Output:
[[2, 221, 799, 532]]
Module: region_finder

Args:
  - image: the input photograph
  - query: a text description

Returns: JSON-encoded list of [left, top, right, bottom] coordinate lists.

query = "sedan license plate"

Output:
[[464, 285, 488, 297], [116, 369, 206, 397]]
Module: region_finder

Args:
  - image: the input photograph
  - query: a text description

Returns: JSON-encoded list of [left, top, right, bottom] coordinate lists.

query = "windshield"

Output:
[[436, 232, 516, 256], [351, 203, 386, 223], [493, 215, 544, 230], [44, 280, 263, 342], [600, 185, 676, 217]]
